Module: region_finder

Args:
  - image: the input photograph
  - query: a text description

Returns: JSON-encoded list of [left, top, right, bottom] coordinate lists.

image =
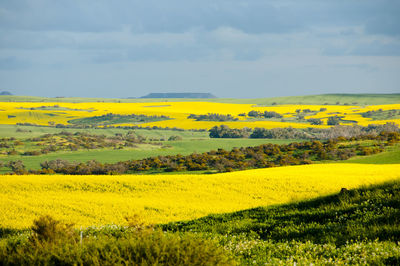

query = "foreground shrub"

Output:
[[30, 215, 76, 244], [0, 216, 236, 265]]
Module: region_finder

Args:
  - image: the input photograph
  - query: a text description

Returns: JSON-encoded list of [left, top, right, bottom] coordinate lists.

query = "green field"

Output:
[[0, 124, 300, 170], [2, 123, 400, 171], [162, 180, 400, 264], [0, 124, 208, 139], [0, 139, 298, 170], [341, 144, 400, 164], [1, 93, 400, 105]]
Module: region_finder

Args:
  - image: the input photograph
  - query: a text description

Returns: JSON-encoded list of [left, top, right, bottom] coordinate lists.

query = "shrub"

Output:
[[327, 116, 341, 125], [308, 118, 323, 125], [168, 135, 183, 141], [0, 216, 236, 265], [30, 215, 76, 244]]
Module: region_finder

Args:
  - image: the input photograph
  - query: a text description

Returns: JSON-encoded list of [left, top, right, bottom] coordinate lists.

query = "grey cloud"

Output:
[[1, 0, 397, 36], [351, 41, 400, 56], [0, 56, 30, 70]]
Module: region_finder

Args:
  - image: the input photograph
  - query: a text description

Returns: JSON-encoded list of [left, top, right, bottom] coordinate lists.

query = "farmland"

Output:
[[1, 100, 400, 130], [1, 163, 399, 229], [1, 94, 400, 264]]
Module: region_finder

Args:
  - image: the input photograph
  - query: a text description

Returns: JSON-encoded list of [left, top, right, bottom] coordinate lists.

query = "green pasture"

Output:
[[0, 124, 208, 139], [0, 137, 298, 170], [340, 144, 400, 164], [163, 180, 400, 264]]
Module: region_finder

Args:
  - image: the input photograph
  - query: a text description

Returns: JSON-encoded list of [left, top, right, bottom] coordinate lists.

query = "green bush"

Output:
[[0, 216, 236, 265]]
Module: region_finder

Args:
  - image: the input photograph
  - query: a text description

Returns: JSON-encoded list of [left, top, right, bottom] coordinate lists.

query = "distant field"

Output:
[[0, 124, 297, 170], [1, 100, 400, 130], [1, 163, 398, 229], [0, 124, 208, 139], [1, 93, 400, 105]]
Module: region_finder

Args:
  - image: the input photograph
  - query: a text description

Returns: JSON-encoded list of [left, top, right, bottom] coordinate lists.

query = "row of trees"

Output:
[[187, 113, 238, 121], [69, 113, 170, 126], [247, 110, 283, 118], [13, 131, 398, 175], [209, 123, 400, 139], [16, 123, 208, 132], [2, 131, 164, 157], [362, 109, 400, 118]]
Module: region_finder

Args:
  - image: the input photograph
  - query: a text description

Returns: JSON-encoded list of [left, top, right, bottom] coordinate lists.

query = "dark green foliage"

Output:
[[159, 181, 400, 264], [69, 113, 170, 126], [247, 110, 282, 119], [188, 113, 238, 121], [168, 135, 183, 141], [6, 160, 25, 173], [362, 109, 400, 120], [250, 127, 310, 139], [0, 217, 235, 265], [210, 122, 400, 139], [163, 181, 400, 245], [327, 115, 341, 125], [209, 125, 251, 138], [308, 118, 323, 125]]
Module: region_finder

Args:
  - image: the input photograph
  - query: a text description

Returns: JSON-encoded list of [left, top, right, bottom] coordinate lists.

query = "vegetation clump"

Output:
[[362, 109, 400, 120], [0, 131, 154, 156], [209, 122, 400, 139], [247, 110, 283, 119], [0, 216, 235, 265], [69, 113, 171, 126], [27, 131, 398, 175], [188, 113, 238, 121]]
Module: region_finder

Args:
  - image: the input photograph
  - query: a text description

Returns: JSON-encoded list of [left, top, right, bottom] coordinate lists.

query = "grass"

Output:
[[0, 124, 209, 139], [1, 93, 400, 105], [164, 180, 400, 244], [161, 180, 400, 264], [340, 144, 400, 164], [0, 137, 298, 170]]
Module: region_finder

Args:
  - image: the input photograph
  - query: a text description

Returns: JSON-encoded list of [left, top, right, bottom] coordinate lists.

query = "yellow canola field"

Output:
[[0, 101, 399, 129], [1, 163, 399, 229]]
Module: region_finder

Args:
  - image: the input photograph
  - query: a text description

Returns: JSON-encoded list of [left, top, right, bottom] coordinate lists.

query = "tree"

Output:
[[327, 116, 341, 125]]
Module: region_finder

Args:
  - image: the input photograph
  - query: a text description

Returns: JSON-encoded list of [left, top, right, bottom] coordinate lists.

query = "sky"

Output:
[[0, 0, 399, 98]]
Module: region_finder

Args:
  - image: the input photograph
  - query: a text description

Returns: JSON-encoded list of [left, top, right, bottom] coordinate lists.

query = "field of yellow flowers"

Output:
[[0, 101, 399, 129], [1, 163, 399, 229]]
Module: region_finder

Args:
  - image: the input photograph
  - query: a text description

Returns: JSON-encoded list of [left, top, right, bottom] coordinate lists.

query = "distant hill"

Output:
[[140, 93, 217, 99], [0, 91, 12, 96], [0, 93, 399, 105]]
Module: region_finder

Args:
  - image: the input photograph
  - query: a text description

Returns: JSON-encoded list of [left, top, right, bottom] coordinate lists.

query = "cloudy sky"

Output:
[[0, 0, 399, 98]]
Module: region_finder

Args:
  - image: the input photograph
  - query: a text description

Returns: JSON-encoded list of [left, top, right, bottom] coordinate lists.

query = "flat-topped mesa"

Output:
[[140, 92, 217, 99]]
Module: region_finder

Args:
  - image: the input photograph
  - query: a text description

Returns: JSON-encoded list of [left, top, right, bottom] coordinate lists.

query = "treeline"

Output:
[[15, 131, 399, 175], [188, 113, 238, 121], [209, 123, 400, 139], [16, 123, 207, 132], [362, 109, 400, 119], [247, 110, 283, 118], [69, 113, 170, 126], [1, 131, 161, 156]]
